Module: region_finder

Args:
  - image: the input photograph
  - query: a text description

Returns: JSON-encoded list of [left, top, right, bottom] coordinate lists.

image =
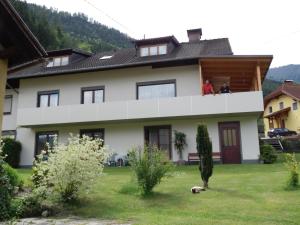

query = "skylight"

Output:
[[100, 55, 113, 60]]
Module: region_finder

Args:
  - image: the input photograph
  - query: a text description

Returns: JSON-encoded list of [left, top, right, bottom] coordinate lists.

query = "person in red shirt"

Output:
[[202, 80, 215, 95]]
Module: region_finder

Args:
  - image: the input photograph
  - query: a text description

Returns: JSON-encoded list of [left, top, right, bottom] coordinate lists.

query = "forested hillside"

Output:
[[262, 79, 281, 96], [266, 64, 300, 83], [10, 0, 133, 52]]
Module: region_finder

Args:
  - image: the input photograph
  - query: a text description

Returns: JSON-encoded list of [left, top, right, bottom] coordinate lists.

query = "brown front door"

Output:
[[144, 125, 172, 159], [219, 122, 241, 164]]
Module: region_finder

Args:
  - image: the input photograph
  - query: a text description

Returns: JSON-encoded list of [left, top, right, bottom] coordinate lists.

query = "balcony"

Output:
[[17, 91, 264, 127]]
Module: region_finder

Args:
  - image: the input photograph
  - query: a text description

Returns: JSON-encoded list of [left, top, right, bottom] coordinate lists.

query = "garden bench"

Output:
[[188, 152, 221, 164]]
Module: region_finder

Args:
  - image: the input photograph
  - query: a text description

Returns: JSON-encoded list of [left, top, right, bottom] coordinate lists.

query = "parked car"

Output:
[[268, 128, 297, 138]]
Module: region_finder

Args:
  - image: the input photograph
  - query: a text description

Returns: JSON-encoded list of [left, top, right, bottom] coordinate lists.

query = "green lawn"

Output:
[[18, 157, 300, 225]]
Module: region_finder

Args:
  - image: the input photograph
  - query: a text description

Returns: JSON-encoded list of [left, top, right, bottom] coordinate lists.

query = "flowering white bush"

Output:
[[32, 135, 108, 202]]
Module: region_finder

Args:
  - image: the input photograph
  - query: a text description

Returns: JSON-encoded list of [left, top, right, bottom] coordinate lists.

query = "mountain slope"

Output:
[[10, 0, 133, 52], [266, 64, 300, 83]]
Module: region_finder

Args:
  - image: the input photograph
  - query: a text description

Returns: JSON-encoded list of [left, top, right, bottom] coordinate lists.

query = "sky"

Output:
[[25, 0, 300, 68]]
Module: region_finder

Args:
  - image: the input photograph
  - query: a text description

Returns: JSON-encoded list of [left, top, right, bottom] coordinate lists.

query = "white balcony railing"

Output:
[[17, 91, 264, 127]]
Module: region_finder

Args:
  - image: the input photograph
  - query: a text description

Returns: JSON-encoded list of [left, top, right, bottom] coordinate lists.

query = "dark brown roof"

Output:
[[134, 36, 179, 46], [264, 82, 300, 106], [47, 49, 92, 57], [8, 38, 233, 80], [264, 107, 291, 118], [0, 0, 47, 66]]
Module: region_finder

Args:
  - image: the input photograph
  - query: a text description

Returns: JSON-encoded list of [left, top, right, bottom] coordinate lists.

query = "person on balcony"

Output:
[[219, 82, 232, 94], [202, 80, 215, 95]]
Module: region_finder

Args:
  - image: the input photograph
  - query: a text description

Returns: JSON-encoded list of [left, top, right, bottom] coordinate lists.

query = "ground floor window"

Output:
[[144, 125, 171, 159], [35, 131, 58, 156], [1, 130, 16, 139], [80, 129, 105, 142]]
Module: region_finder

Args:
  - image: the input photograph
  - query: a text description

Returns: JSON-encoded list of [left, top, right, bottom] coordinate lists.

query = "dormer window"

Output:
[[47, 56, 69, 67], [140, 44, 167, 57]]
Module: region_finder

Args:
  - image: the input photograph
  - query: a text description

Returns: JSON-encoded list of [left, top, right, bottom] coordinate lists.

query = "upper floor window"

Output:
[[140, 44, 167, 57], [292, 101, 298, 110], [81, 86, 104, 104], [137, 80, 176, 100], [279, 102, 284, 110], [4, 95, 12, 115], [37, 90, 59, 108], [269, 106, 272, 113], [46, 56, 69, 67]]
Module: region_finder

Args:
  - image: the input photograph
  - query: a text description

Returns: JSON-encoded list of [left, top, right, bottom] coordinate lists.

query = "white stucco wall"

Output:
[[18, 65, 200, 109], [18, 115, 260, 166], [2, 89, 18, 131]]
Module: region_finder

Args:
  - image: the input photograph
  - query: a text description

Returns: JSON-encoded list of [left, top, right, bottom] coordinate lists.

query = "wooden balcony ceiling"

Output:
[[200, 56, 272, 92]]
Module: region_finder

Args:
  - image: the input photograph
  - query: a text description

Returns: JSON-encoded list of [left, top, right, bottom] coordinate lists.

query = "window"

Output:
[[4, 95, 12, 115], [46, 56, 69, 67], [279, 102, 284, 110], [100, 55, 113, 60], [140, 44, 167, 57], [292, 101, 298, 110], [80, 129, 104, 142], [35, 131, 58, 156], [144, 125, 171, 159], [81, 86, 104, 104], [2, 130, 16, 139], [37, 90, 59, 107], [269, 106, 272, 113], [137, 80, 176, 100]]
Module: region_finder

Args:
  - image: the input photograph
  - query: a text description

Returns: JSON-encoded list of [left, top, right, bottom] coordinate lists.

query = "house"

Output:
[[0, 0, 46, 134], [263, 80, 300, 136], [4, 28, 272, 166]]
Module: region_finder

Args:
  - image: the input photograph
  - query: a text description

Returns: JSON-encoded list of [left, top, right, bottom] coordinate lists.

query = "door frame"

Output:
[[144, 125, 172, 160], [218, 121, 242, 164]]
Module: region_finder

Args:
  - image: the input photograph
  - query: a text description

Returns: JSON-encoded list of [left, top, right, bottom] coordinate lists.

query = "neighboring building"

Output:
[[0, 0, 46, 133], [263, 80, 300, 136], [4, 28, 272, 166]]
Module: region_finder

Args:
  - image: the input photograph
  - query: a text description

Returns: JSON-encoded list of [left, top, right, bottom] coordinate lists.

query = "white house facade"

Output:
[[3, 29, 272, 166]]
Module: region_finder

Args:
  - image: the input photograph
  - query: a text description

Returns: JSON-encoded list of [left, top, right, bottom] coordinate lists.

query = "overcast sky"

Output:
[[25, 0, 300, 68]]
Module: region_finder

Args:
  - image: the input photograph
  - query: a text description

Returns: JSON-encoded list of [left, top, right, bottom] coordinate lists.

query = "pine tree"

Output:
[[196, 125, 213, 188]]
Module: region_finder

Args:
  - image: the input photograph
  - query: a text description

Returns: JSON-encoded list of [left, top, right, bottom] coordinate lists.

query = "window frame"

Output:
[[35, 131, 58, 156], [292, 101, 298, 110], [136, 79, 177, 100], [279, 102, 284, 110], [3, 95, 13, 115], [46, 55, 70, 67], [268, 106, 272, 113], [1, 130, 16, 140], [139, 44, 168, 57], [37, 90, 59, 108], [81, 86, 105, 104], [80, 128, 105, 142]]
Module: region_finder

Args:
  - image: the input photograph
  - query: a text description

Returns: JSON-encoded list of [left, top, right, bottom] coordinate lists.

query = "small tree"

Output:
[[196, 125, 213, 188], [284, 153, 299, 189], [174, 130, 187, 161], [128, 145, 173, 196]]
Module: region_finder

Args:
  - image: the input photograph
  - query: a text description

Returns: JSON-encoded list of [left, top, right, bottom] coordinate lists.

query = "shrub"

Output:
[[196, 125, 213, 188], [32, 135, 108, 203], [1, 138, 22, 168], [2, 164, 23, 190], [260, 144, 277, 164], [128, 145, 174, 196], [0, 145, 13, 221], [284, 153, 299, 189]]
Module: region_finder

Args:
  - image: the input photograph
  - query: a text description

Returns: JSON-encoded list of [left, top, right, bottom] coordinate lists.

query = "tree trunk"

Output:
[[203, 180, 208, 189]]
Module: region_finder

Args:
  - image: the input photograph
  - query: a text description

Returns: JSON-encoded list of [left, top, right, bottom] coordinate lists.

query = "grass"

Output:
[[17, 155, 300, 225]]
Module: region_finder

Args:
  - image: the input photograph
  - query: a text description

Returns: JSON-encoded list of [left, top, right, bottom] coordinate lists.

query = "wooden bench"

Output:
[[188, 152, 221, 164]]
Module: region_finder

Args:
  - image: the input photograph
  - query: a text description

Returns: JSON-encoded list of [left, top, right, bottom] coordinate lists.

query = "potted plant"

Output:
[[174, 130, 187, 165]]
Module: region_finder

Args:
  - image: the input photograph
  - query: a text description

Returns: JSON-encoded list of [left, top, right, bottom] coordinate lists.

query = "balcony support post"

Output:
[[0, 59, 8, 134], [256, 64, 262, 91], [198, 59, 203, 95]]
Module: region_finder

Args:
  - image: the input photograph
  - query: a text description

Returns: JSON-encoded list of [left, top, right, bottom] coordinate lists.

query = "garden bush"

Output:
[[0, 146, 13, 221], [260, 144, 277, 164], [32, 135, 108, 203], [284, 153, 299, 189], [128, 145, 174, 196], [3, 163, 23, 190], [1, 138, 22, 168]]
